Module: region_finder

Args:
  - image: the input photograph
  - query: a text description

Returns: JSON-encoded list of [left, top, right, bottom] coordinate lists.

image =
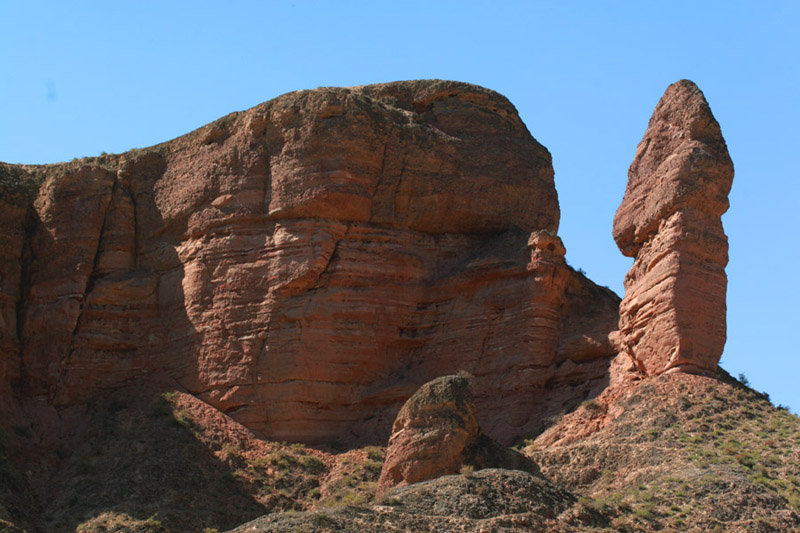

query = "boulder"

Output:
[[377, 375, 538, 496]]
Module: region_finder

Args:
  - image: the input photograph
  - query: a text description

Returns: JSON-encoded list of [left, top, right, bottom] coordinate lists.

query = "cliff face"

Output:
[[0, 80, 771, 533], [0, 166, 32, 416], [0, 80, 619, 444], [613, 80, 734, 376]]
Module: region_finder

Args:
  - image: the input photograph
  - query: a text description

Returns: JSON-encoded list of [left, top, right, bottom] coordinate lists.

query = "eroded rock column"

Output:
[[613, 80, 734, 376], [526, 230, 570, 368]]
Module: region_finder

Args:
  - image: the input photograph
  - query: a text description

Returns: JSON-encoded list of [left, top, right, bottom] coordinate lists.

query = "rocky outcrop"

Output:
[[234, 469, 581, 532], [0, 80, 620, 444], [613, 80, 734, 376], [377, 375, 538, 496]]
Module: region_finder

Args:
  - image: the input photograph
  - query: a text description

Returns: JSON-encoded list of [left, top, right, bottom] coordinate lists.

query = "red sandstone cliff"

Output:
[[0, 80, 620, 444], [0, 80, 776, 533]]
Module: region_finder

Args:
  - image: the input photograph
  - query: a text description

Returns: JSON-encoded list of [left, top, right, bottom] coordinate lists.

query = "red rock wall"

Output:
[[0, 165, 32, 413], [0, 81, 620, 443], [613, 80, 734, 376]]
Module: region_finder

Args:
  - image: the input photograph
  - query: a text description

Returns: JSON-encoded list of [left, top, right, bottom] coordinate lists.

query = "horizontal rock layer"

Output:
[[614, 80, 734, 375], [0, 80, 619, 442]]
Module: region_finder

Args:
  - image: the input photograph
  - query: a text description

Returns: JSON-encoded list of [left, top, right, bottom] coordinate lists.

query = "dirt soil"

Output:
[[1, 368, 798, 532]]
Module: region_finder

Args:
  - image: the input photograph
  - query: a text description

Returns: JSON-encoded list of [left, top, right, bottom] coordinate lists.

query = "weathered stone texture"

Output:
[[613, 80, 734, 375], [0, 80, 620, 443], [377, 375, 538, 496]]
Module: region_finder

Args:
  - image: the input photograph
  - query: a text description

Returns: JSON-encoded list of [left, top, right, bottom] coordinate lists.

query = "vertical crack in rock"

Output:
[[613, 80, 734, 376], [16, 165, 115, 399], [12, 205, 37, 396], [373, 131, 392, 199], [126, 179, 140, 269], [367, 127, 399, 224], [55, 177, 117, 400]]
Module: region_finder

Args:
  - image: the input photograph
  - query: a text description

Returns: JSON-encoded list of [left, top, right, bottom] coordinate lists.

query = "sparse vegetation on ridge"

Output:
[[0, 369, 797, 532], [528, 368, 800, 531]]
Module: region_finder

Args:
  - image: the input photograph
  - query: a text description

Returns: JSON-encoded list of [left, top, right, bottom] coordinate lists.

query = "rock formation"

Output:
[[2, 79, 779, 533], [0, 164, 36, 416], [613, 80, 734, 376], [0, 80, 620, 445], [376, 375, 538, 496]]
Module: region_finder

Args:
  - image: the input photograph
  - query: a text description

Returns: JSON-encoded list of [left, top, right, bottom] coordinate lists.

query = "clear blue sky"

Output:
[[2, 1, 798, 411]]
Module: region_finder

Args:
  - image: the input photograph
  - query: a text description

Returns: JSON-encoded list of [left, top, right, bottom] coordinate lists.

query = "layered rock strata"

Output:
[[0, 80, 620, 443], [377, 375, 538, 496], [613, 80, 734, 375]]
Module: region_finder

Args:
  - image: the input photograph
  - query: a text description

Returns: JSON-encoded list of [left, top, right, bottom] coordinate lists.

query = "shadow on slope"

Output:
[[25, 380, 265, 532]]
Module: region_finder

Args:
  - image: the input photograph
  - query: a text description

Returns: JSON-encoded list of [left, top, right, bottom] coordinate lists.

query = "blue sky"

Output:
[[2, 1, 798, 410]]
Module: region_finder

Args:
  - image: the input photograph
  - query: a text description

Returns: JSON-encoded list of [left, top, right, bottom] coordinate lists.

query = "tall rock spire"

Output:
[[614, 80, 734, 375]]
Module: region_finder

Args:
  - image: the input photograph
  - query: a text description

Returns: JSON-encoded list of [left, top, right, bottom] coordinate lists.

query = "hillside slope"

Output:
[[229, 370, 800, 532]]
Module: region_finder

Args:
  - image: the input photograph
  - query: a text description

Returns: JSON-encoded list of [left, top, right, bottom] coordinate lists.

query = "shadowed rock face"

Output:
[[613, 80, 734, 376], [0, 80, 620, 443], [0, 167, 33, 415], [377, 375, 538, 496]]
